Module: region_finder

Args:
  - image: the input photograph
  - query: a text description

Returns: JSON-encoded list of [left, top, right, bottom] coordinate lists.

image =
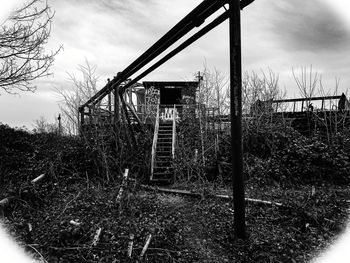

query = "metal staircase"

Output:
[[150, 106, 177, 183]]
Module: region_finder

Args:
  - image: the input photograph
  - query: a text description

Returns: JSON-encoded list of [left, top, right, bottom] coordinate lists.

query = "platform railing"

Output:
[[150, 105, 160, 180]]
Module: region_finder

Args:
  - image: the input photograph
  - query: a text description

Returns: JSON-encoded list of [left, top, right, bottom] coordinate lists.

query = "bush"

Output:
[[243, 115, 301, 158], [219, 116, 350, 184], [272, 135, 350, 183]]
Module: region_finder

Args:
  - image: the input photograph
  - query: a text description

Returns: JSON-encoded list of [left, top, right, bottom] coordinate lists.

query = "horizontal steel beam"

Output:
[[272, 95, 342, 103], [80, 0, 228, 109], [120, 10, 230, 93]]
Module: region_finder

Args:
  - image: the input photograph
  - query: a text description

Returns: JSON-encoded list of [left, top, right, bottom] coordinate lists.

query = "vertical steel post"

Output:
[[114, 86, 120, 123], [229, 0, 246, 240], [58, 114, 62, 136], [108, 93, 112, 123], [79, 107, 84, 136], [301, 100, 304, 112]]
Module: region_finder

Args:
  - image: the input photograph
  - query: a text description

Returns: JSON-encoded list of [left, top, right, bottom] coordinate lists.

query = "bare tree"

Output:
[[56, 60, 99, 135], [292, 65, 319, 100], [198, 63, 230, 115], [32, 116, 58, 133], [0, 0, 61, 93], [242, 68, 284, 114]]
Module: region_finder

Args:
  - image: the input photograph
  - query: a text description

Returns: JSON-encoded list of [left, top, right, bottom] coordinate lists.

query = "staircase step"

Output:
[[157, 141, 172, 145], [154, 166, 173, 171], [157, 147, 172, 150], [158, 137, 172, 140], [158, 140, 172, 144], [158, 135, 172, 139], [156, 162, 172, 166], [156, 152, 172, 156], [155, 165, 171, 169], [156, 159, 172, 163], [156, 151, 172, 155], [152, 172, 173, 179], [149, 178, 172, 184], [156, 160, 172, 164], [156, 154, 172, 158], [158, 130, 172, 133]]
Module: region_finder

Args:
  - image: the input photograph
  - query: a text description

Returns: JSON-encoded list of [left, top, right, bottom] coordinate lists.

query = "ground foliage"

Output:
[[216, 115, 350, 185], [172, 112, 219, 183], [1, 123, 350, 262]]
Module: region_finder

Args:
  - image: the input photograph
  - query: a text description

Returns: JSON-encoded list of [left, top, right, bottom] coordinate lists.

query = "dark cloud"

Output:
[[269, 0, 350, 52]]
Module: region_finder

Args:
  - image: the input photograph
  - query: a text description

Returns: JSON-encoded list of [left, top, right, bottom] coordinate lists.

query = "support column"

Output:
[[229, 0, 246, 240], [114, 86, 120, 123]]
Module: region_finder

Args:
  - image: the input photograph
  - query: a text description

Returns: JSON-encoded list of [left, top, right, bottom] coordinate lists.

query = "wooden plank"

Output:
[[141, 185, 284, 207], [116, 169, 129, 203], [138, 234, 152, 262], [127, 233, 135, 258], [92, 227, 102, 247], [31, 174, 46, 184]]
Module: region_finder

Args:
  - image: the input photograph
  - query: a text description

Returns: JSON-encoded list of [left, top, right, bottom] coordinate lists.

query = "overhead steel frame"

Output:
[[79, 0, 256, 239]]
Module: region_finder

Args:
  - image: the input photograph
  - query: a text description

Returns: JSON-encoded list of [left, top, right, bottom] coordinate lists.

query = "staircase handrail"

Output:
[[172, 105, 176, 159], [150, 105, 160, 180]]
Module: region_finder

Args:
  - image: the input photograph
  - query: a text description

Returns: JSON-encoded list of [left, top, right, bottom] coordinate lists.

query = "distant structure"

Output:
[[250, 94, 350, 134], [79, 77, 230, 183]]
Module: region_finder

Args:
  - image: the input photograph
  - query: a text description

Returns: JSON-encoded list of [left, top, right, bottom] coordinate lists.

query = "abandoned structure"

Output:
[[250, 94, 350, 134], [79, 79, 209, 183], [78, 0, 350, 184], [79, 71, 350, 182]]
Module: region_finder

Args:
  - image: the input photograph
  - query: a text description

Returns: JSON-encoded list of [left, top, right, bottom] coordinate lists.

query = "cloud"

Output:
[[1, 0, 350, 128], [268, 0, 350, 52]]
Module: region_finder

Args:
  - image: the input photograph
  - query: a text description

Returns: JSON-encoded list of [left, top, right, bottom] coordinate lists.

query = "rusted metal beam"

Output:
[[80, 0, 227, 108], [272, 95, 342, 103], [79, 0, 256, 116], [229, 0, 246, 240], [120, 10, 231, 93], [114, 86, 120, 124], [120, 94, 137, 147]]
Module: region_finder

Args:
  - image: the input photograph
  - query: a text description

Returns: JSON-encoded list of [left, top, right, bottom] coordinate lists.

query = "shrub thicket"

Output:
[[0, 123, 151, 188], [241, 116, 350, 184]]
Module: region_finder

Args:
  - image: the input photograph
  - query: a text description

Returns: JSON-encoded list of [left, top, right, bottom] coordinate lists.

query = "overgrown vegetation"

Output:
[[1, 65, 350, 262], [1, 108, 350, 262]]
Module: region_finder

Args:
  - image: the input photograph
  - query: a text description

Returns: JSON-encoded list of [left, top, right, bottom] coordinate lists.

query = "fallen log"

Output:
[[141, 185, 203, 198], [31, 174, 46, 184], [141, 185, 284, 207], [116, 169, 129, 203]]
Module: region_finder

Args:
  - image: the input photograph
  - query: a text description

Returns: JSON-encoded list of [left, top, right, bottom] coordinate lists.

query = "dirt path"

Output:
[[156, 193, 231, 263]]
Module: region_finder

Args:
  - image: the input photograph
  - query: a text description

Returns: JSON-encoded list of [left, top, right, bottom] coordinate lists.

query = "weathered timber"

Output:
[[31, 173, 46, 184], [116, 169, 129, 203], [128, 233, 135, 258], [92, 227, 102, 247], [140, 185, 284, 207], [138, 234, 152, 262]]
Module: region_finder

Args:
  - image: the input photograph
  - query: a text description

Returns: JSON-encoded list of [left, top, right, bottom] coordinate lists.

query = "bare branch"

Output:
[[0, 0, 61, 93], [55, 60, 100, 135]]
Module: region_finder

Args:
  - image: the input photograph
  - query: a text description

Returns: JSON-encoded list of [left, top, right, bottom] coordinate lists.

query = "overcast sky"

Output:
[[0, 0, 350, 128]]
